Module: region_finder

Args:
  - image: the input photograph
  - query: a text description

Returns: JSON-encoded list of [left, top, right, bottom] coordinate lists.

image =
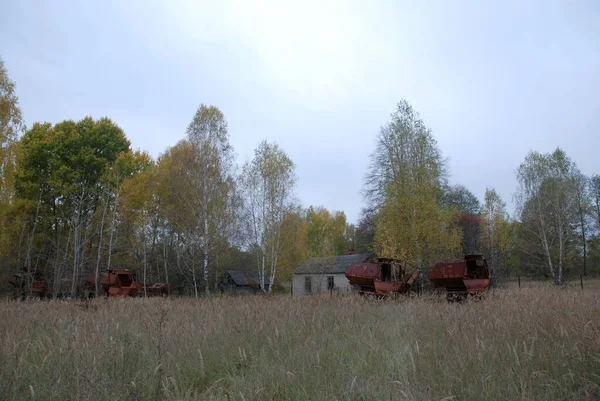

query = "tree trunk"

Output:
[[578, 196, 587, 276], [94, 196, 109, 296], [162, 229, 169, 292], [70, 203, 82, 297], [536, 196, 555, 282], [557, 216, 563, 286], [106, 189, 120, 272], [142, 217, 148, 297], [54, 226, 72, 298], [260, 252, 266, 292], [192, 267, 199, 299], [24, 194, 42, 297], [203, 240, 209, 297], [202, 175, 210, 297], [190, 247, 199, 299]]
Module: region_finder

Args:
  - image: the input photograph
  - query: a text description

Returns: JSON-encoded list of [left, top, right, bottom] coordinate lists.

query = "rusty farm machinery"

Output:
[[7, 267, 169, 300], [345, 257, 421, 298], [82, 269, 169, 298], [428, 254, 491, 300], [345, 254, 491, 300]]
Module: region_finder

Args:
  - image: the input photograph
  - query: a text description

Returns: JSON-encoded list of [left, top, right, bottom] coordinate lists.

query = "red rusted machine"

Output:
[[85, 269, 143, 297], [84, 269, 170, 298], [345, 257, 420, 297], [428, 254, 490, 300]]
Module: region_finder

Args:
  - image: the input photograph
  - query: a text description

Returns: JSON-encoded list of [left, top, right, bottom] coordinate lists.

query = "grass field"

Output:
[[1, 287, 599, 401]]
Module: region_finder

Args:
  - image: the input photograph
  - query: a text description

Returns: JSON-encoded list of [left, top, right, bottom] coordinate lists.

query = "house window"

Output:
[[304, 276, 312, 294], [327, 276, 335, 290]]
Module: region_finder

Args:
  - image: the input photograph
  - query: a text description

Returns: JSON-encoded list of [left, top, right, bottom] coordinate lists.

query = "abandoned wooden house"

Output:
[[218, 270, 269, 294], [292, 252, 373, 295]]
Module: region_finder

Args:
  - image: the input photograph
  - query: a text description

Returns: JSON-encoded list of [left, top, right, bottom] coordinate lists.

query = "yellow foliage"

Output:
[[375, 181, 462, 268], [276, 211, 309, 283]]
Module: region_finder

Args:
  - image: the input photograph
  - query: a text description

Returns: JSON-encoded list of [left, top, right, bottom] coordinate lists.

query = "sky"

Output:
[[1, 0, 599, 224]]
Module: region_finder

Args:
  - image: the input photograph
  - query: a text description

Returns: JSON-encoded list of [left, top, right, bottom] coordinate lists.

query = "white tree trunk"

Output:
[[260, 252, 266, 292], [94, 197, 109, 296], [192, 267, 199, 299], [106, 189, 120, 272], [24, 194, 42, 296], [536, 196, 555, 281], [142, 216, 148, 297], [70, 189, 85, 298], [162, 228, 169, 290]]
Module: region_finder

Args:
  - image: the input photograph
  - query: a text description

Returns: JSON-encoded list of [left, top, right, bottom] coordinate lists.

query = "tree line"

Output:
[[0, 56, 597, 297], [358, 100, 600, 286], [0, 57, 356, 297]]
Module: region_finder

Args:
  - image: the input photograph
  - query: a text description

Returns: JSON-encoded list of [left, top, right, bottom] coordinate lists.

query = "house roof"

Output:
[[226, 270, 261, 286], [294, 253, 372, 275]]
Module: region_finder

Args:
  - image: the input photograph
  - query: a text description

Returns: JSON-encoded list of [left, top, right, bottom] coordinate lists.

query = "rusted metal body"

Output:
[[4, 267, 169, 299], [85, 269, 143, 297], [345, 257, 420, 297], [428, 254, 490, 299], [84, 269, 170, 298]]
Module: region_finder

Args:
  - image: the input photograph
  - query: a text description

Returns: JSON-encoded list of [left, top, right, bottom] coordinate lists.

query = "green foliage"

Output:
[[5, 117, 132, 294], [516, 148, 581, 284], [443, 184, 481, 215], [15, 117, 130, 204]]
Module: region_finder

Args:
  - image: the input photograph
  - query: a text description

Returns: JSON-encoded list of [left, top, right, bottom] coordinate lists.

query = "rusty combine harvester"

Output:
[[428, 254, 490, 300], [345, 257, 420, 297], [4, 267, 169, 299], [85, 269, 142, 297], [84, 269, 170, 298]]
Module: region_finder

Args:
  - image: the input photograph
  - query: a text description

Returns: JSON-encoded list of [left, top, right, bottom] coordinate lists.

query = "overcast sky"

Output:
[[1, 0, 598, 223]]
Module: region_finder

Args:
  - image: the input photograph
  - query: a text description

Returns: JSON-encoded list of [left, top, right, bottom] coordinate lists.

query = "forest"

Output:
[[1, 55, 598, 298]]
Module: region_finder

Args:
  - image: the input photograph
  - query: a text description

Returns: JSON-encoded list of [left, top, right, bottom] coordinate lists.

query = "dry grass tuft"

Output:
[[1, 287, 599, 400]]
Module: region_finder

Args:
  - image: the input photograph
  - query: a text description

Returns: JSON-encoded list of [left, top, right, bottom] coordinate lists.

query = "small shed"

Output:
[[293, 253, 372, 296], [218, 270, 269, 294]]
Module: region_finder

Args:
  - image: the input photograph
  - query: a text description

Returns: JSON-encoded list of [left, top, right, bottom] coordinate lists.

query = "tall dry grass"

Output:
[[0, 287, 599, 401]]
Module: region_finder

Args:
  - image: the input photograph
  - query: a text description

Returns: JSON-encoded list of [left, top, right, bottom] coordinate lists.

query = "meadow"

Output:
[[0, 286, 599, 401]]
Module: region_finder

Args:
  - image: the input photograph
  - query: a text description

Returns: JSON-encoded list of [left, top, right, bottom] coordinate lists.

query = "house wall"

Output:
[[292, 273, 355, 296]]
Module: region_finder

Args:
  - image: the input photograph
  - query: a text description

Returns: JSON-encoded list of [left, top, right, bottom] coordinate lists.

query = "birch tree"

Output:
[[185, 105, 237, 296], [0, 56, 25, 275], [364, 99, 461, 267], [516, 148, 578, 285], [241, 140, 296, 292], [152, 106, 236, 297], [481, 188, 511, 282]]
